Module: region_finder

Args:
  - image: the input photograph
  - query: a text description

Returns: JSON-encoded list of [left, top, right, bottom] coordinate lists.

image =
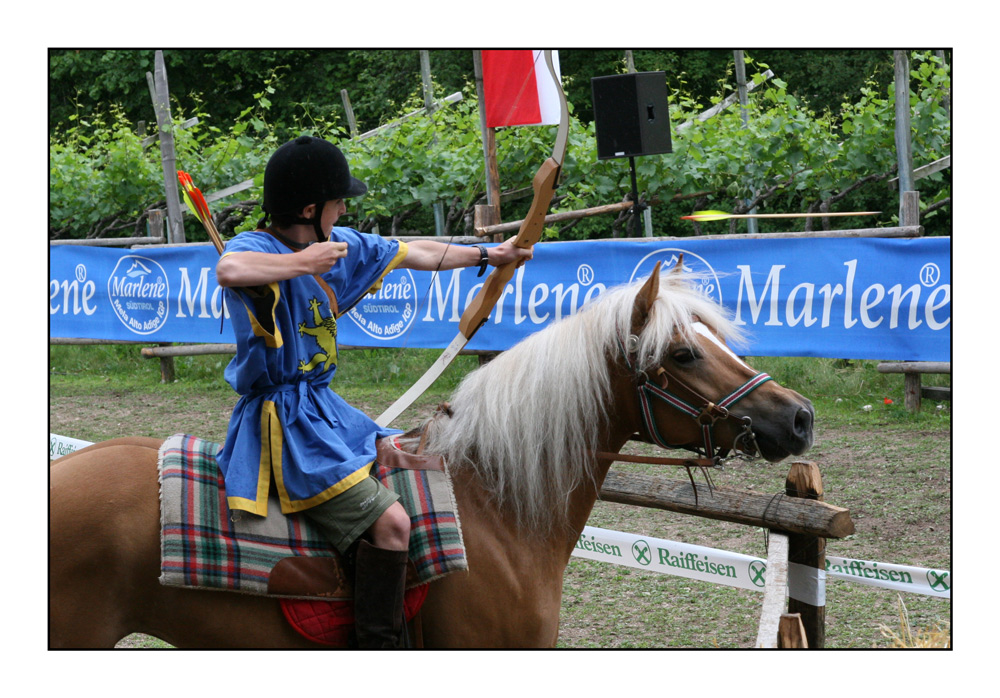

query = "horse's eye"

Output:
[[671, 348, 698, 364]]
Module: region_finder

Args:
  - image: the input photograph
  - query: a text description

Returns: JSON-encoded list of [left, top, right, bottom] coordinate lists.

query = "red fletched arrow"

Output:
[[177, 170, 225, 254]]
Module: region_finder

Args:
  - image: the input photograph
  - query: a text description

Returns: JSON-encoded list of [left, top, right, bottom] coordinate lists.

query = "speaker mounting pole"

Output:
[[627, 156, 645, 237]]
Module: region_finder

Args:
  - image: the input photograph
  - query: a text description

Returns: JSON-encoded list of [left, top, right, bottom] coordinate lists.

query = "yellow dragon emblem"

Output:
[[298, 297, 338, 373]]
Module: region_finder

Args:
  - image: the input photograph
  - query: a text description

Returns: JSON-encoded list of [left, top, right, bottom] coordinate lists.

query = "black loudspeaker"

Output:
[[591, 72, 672, 160]]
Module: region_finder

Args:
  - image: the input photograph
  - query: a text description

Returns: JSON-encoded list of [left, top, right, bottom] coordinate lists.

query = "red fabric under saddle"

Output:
[[280, 584, 429, 646]]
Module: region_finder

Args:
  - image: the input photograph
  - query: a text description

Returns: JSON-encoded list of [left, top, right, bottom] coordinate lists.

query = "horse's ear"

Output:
[[631, 262, 661, 334], [670, 253, 684, 275]]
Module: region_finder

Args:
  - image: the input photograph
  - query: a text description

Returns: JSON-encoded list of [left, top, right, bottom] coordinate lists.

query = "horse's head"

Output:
[[621, 260, 814, 463]]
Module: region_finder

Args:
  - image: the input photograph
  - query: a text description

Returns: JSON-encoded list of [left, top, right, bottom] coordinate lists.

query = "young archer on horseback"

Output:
[[214, 135, 531, 648]]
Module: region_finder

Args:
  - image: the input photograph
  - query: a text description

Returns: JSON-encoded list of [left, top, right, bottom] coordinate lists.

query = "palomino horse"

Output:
[[49, 262, 814, 648]]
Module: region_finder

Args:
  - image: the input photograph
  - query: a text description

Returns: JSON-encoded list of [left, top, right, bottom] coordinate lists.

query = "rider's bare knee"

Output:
[[369, 503, 410, 551]]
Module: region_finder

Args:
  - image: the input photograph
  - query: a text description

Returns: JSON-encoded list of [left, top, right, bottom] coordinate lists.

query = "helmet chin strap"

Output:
[[312, 201, 327, 243], [283, 201, 327, 244]]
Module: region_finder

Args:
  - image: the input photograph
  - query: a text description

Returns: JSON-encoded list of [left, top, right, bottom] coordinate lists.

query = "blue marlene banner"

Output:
[[49, 236, 950, 361]]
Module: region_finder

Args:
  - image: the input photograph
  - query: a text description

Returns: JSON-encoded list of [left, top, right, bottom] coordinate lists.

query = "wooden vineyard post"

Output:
[[148, 50, 185, 245], [785, 461, 826, 648], [147, 209, 176, 383], [472, 50, 503, 244]]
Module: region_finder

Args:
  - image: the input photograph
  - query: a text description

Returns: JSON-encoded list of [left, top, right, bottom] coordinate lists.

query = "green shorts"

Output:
[[302, 475, 399, 554]]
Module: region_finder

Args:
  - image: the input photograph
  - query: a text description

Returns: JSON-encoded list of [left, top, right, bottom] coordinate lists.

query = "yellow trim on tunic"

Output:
[[277, 461, 374, 514], [226, 399, 376, 516], [244, 282, 283, 348]]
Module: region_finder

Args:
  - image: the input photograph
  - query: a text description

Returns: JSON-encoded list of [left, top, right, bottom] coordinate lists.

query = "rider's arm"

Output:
[[216, 241, 349, 288]]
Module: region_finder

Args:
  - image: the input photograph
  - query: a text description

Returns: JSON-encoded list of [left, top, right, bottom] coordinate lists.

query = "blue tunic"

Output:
[[216, 228, 408, 516]]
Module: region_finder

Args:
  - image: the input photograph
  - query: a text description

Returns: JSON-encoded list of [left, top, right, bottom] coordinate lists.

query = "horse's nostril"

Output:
[[794, 407, 813, 437]]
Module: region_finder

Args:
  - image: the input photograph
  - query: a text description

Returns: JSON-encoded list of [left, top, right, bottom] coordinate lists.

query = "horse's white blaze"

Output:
[[693, 322, 753, 371]]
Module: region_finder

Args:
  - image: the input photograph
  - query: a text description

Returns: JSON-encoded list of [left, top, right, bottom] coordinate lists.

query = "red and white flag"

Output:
[[482, 50, 562, 128]]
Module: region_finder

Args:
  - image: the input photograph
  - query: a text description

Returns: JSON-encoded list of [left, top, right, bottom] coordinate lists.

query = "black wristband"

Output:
[[472, 245, 489, 277]]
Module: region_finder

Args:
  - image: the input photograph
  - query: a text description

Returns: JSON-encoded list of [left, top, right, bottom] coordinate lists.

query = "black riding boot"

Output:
[[353, 539, 409, 648]]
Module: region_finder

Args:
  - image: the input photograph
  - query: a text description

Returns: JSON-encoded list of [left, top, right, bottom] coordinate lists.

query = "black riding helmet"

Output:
[[259, 136, 367, 243]]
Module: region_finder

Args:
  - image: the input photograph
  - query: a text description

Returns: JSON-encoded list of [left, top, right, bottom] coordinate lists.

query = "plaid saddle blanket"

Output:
[[158, 433, 467, 599]]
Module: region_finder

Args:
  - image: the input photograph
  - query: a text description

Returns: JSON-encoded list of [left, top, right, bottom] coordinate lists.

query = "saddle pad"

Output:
[[158, 433, 466, 597]]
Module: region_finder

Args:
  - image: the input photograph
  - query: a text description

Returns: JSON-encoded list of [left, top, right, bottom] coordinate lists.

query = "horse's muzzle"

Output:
[[753, 399, 815, 462], [793, 404, 814, 446]]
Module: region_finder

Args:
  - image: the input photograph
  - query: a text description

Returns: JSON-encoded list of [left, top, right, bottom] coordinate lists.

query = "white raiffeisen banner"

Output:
[[50, 237, 951, 361], [572, 525, 950, 600]]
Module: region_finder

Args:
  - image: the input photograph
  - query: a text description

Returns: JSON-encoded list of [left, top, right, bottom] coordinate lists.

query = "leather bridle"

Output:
[[612, 327, 772, 468]]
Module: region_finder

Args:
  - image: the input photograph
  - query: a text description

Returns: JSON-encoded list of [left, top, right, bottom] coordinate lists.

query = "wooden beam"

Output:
[[877, 362, 951, 374], [877, 361, 950, 413], [889, 155, 950, 189], [471, 54, 501, 237], [599, 470, 854, 538], [155, 343, 175, 383], [141, 343, 236, 358], [475, 201, 633, 237], [353, 92, 462, 142], [50, 237, 167, 247], [204, 179, 254, 204]]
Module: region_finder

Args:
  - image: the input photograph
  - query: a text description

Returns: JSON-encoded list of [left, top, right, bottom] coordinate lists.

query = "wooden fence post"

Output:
[[733, 50, 759, 235], [894, 50, 915, 222], [778, 613, 808, 648], [899, 190, 923, 413], [146, 208, 176, 382], [473, 50, 502, 242], [900, 190, 920, 229], [786, 461, 826, 648], [340, 89, 359, 138], [149, 50, 185, 245]]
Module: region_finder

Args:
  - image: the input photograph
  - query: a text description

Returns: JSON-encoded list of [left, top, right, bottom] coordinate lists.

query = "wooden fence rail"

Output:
[[599, 469, 853, 538]]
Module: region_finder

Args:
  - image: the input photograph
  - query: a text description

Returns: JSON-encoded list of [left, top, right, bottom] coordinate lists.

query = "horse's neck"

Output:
[[558, 370, 646, 549], [561, 402, 637, 555], [456, 389, 637, 564]]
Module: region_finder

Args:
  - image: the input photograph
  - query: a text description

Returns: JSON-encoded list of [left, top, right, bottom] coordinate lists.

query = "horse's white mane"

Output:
[[422, 269, 745, 533]]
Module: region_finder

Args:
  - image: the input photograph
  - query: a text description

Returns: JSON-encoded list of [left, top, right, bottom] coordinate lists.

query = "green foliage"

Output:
[[49, 51, 951, 242], [49, 103, 164, 238]]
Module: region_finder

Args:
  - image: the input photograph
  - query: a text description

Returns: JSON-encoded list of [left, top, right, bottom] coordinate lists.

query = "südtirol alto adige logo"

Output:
[[108, 255, 170, 335]]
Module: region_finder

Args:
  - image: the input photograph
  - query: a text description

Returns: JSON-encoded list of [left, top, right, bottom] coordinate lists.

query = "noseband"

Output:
[[618, 330, 772, 467]]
